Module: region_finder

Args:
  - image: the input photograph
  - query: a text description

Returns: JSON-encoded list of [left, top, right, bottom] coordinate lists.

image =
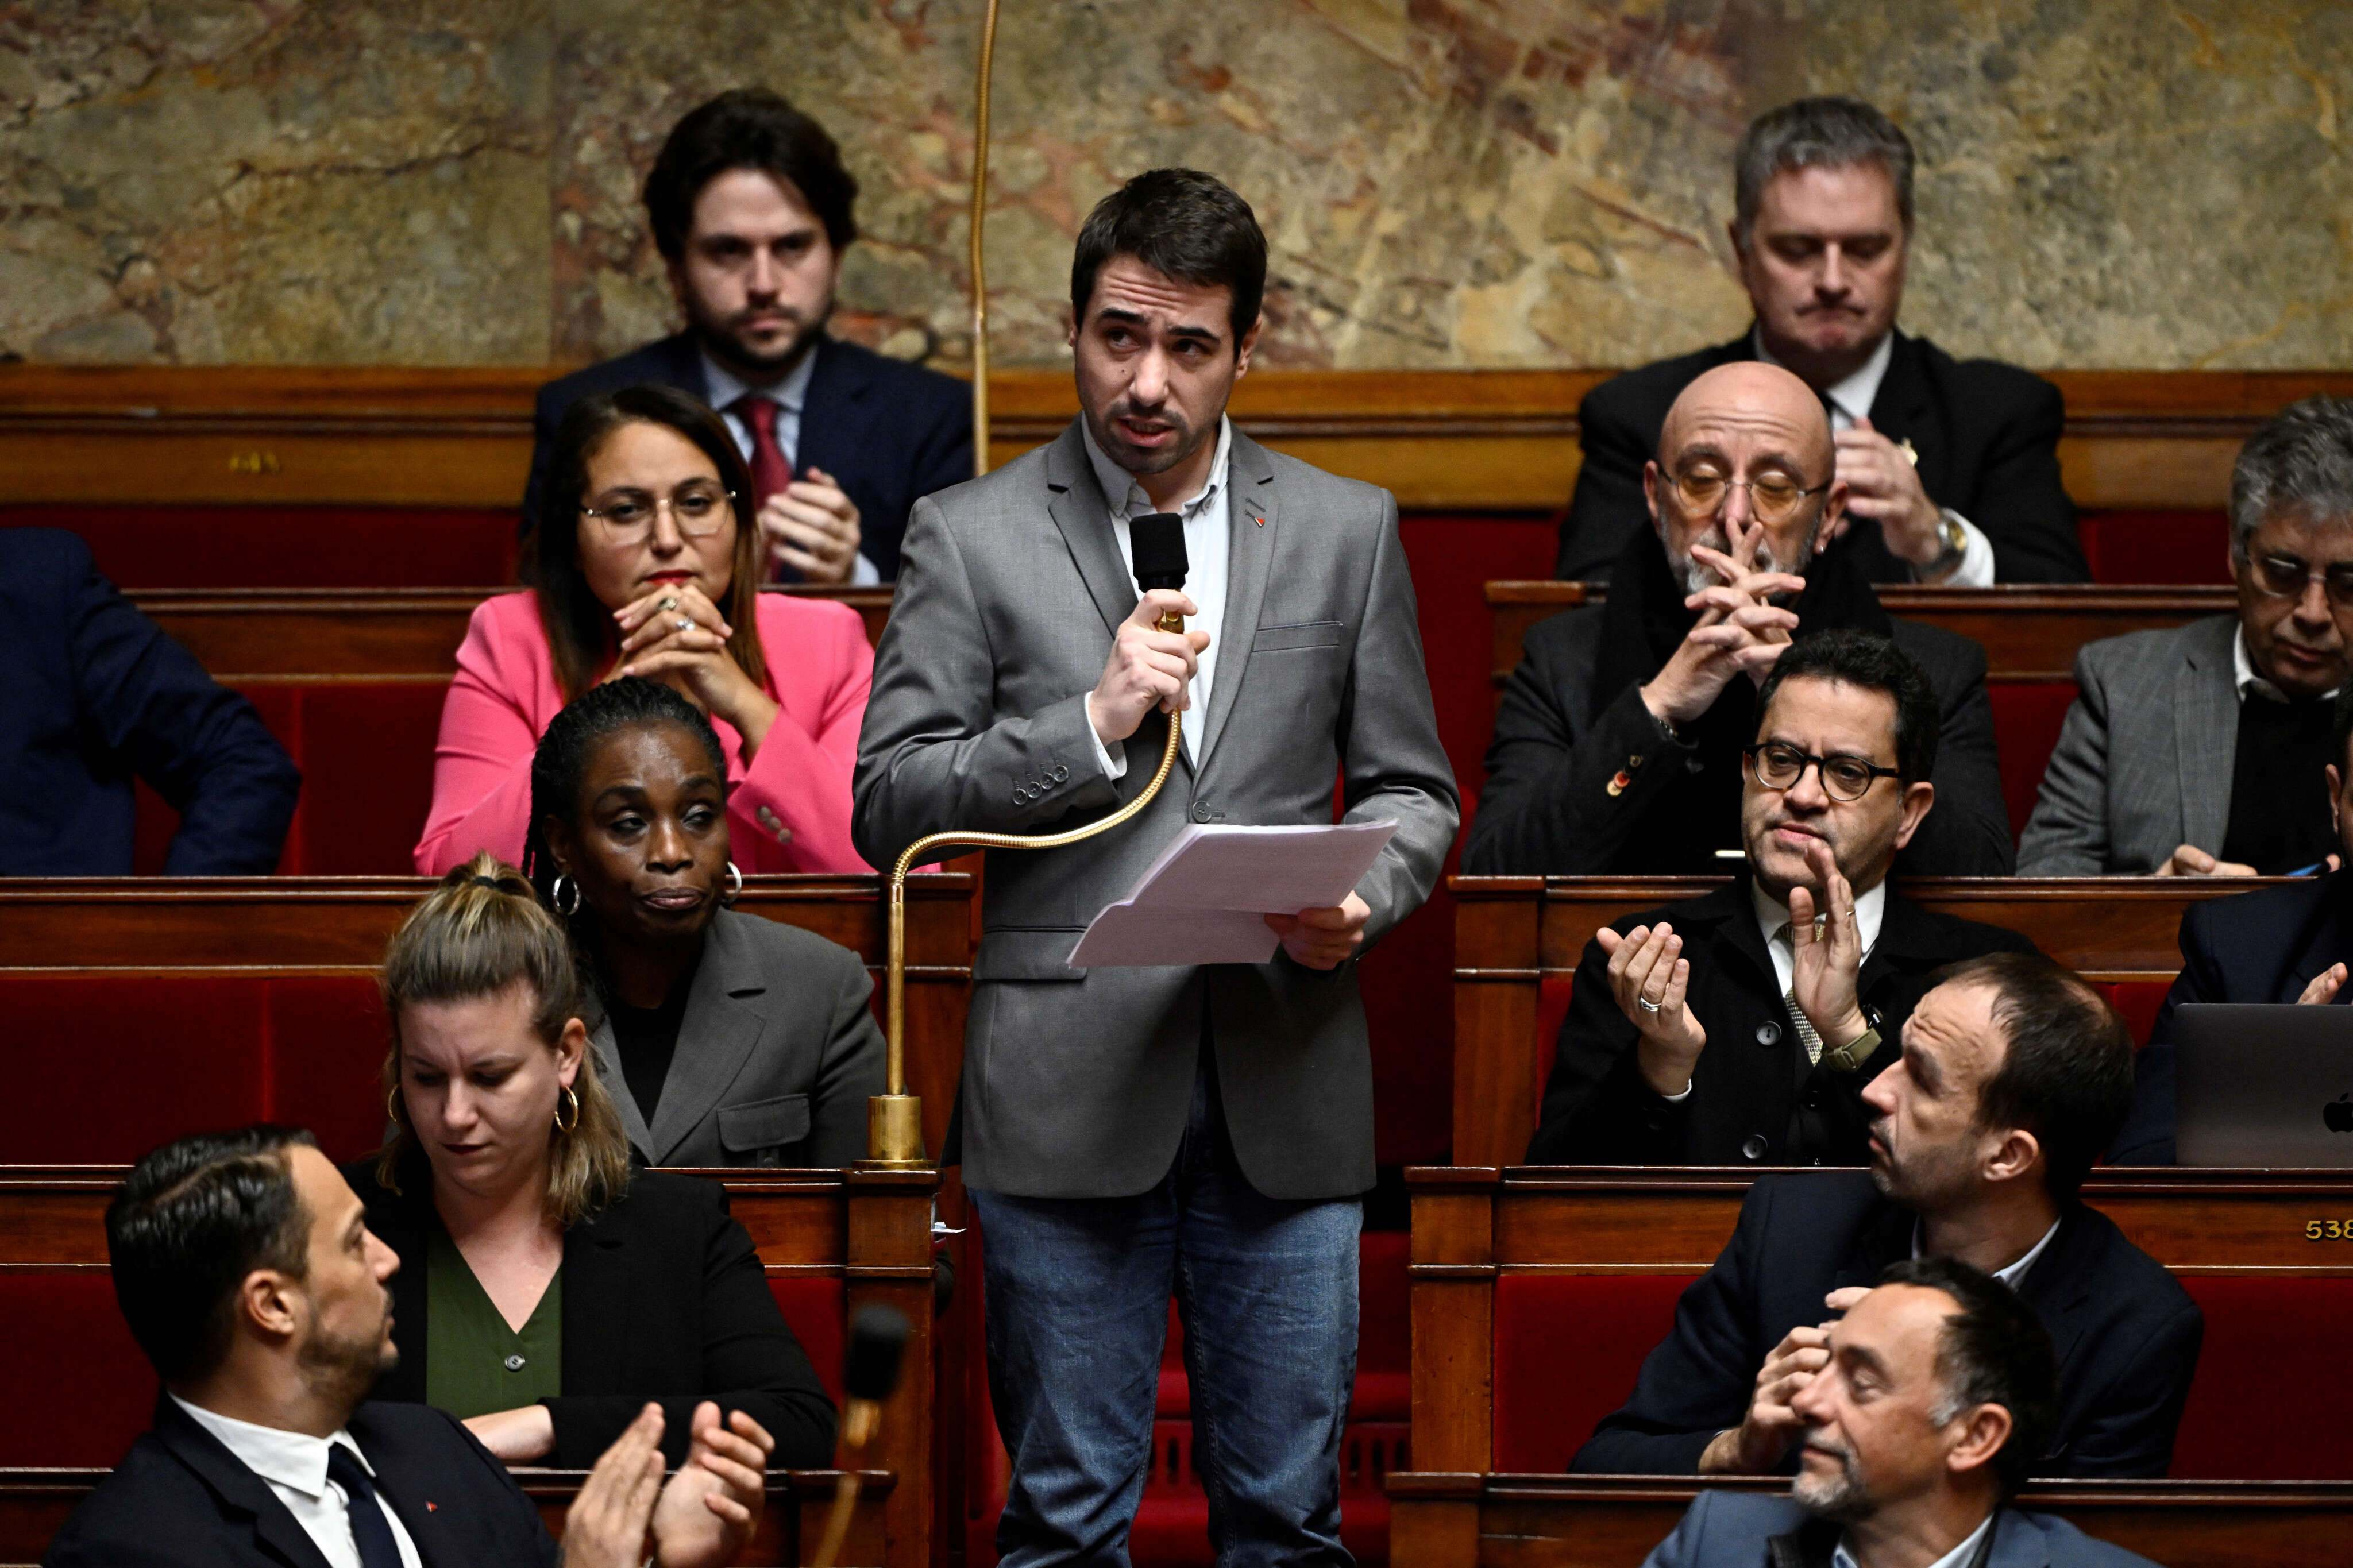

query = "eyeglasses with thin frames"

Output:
[[2247, 552, 2353, 611], [579, 482, 738, 541], [1743, 741, 1901, 802], [1671, 466, 1831, 526]]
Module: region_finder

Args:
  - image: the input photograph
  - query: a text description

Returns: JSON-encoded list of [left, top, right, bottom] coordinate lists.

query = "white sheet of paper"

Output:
[[1068, 821, 1397, 968]]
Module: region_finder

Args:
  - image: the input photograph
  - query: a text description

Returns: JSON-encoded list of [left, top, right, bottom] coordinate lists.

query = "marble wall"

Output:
[[3, 0, 2347, 369]]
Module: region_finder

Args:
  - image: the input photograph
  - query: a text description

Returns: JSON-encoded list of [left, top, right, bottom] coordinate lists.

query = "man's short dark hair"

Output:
[[1873, 1255, 2058, 1494], [1751, 628, 1939, 785], [1070, 168, 1266, 352], [1734, 97, 1916, 245], [1934, 951, 2135, 1199], [644, 89, 858, 261], [2228, 395, 2353, 563], [108, 1126, 317, 1384]]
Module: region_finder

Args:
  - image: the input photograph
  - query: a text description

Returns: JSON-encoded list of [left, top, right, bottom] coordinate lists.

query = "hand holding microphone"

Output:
[[1089, 513, 1206, 746]]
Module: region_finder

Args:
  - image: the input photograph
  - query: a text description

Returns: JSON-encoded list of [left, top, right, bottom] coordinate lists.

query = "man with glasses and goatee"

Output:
[[1527, 627, 2034, 1168], [2023, 396, 2353, 878], [1466, 361, 2015, 879]]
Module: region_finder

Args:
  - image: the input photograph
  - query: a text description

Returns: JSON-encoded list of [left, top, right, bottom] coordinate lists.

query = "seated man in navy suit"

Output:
[[45, 1126, 773, 1568], [1, 528, 299, 875], [1576, 953, 2201, 1480], [524, 89, 970, 582], [2111, 681, 2353, 1163], [1643, 1258, 2158, 1568]]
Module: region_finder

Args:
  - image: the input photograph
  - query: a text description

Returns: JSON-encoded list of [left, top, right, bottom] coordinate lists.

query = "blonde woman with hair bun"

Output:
[[342, 851, 835, 1471]]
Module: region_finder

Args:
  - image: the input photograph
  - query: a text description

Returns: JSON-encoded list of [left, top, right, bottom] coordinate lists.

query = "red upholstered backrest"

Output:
[[0, 1273, 158, 1465], [2092, 980, 2171, 1048], [11, 505, 519, 589], [2078, 511, 2232, 586], [1492, 1272, 1691, 1473], [768, 1277, 848, 1410], [1356, 1230, 1411, 1420], [2171, 1276, 2353, 1478], [1988, 683, 2081, 839], [1537, 975, 1575, 1058]]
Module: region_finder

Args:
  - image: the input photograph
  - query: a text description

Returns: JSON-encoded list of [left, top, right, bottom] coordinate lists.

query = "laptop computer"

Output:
[[2173, 1003, 2353, 1167]]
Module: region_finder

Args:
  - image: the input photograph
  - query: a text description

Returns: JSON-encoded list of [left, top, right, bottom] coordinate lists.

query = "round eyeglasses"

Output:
[[1671, 466, 1830, 525], [1744, 741, 1901, 802]]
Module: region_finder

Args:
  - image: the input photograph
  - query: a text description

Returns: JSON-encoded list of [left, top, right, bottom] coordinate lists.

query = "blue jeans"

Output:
[[970, 1061, 1361, 1567]]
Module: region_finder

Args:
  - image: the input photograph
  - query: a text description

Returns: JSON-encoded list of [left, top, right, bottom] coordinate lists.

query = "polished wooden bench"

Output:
[[0, 874, 974, 1168], [1384, 1472, 2353, 1568], [0, 1164, 936, 1567], [1448, 875, 2265, 1169]]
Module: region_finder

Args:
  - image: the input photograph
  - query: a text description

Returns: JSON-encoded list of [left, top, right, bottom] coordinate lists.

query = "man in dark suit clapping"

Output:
[[524, 90, 970, 582], [1556, 96, 2085, 587], [1574, 955, 2202, 1481]]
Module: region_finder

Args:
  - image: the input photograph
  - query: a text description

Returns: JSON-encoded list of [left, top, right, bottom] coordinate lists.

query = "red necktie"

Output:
[[734, 395, 791, 514]]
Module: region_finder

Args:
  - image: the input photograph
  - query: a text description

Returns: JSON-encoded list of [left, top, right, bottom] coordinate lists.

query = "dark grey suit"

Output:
[[851, 420, 1460, 1200], [1642, 1492, 2159, 1568], [2018, 616, 2240, 875], [589, 906, 885, 1168]]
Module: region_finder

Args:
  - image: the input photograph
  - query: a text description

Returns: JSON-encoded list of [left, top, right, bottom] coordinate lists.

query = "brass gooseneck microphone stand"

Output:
[[868, 520, 1191, 1166]]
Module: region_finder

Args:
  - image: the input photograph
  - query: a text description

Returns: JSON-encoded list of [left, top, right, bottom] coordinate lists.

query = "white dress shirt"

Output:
[[2234, 623, 2340, 704], [701, 346, 882, 586], [1079, 414, 1234, 776], [171, 1395, 426, 1568], [1753, 327, 1996, 588], [1833, 1508, 1996, 1568], [1908, 1214, 2063, 1290]]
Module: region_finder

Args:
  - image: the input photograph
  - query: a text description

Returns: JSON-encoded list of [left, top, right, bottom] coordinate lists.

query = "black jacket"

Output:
[[45, 1395, 557, 1568], [1554, 328, 2086, 585], [1463, 530, 2016, 878], [1573, 1171, 2204, 1478], [1527, 878, 2038, 1167], [1, 528, 300, 874], [2111, 866, 2353, 1164], [523, 331, 971, 580], [346, 1157, 835, 1468]]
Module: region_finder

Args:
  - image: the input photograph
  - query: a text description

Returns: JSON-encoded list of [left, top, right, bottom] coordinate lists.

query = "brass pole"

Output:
[[968, 0, 1001, 480]]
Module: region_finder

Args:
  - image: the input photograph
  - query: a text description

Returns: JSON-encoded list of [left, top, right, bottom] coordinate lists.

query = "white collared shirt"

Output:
[[1752, 877, 1890, 999], [1908, 1215, 2065, 1291], [701, 345, 881, 586], [171, 1396, 426, 1568], [1752, 326, 1995, 588], [2233, 623, 2340, 704], [1079, 415, 1235, 775], [1833, 1508, 1996, 1568]]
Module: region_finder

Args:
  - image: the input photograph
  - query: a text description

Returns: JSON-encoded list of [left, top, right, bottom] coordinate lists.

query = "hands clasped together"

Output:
[[756, 465, 863, 585], [609, 584, 779, 756], [1828, 416, 1951, 576], [1641, 517, 1806, 732], [560, 1401, 776, 1568]]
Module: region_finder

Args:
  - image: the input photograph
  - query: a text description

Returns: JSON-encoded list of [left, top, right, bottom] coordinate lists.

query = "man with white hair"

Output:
[[1465, 360, 2013, 877]]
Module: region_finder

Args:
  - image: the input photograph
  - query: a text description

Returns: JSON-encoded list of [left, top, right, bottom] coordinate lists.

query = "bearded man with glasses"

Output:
[[2023, 396, 2353, 879], [1527, 628, 2035, 1168], [1467, 360, 2016, 878]]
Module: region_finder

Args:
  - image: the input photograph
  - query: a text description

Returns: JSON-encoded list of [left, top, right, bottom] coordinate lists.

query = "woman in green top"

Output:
[[344, 851, 836, 1469]]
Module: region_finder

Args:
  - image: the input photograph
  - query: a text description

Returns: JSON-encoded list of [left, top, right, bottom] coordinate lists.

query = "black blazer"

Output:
[[1527, 878, 2038, 1167], [2111, 866, 2353, 1164], [1572, 1171, 2204, 1478], [346, 1157, 835, 1469], [1554, 328, 2086, 585], [523, 331, 971, 580], [1461, 597, 2017, 879], [1, 528, 299, 875], [45, 1395, 557, 1568]]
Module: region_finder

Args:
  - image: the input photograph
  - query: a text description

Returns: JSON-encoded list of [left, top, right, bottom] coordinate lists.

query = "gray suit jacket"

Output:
[[852, 420, 1460, 1200], [2018, 615, 2240, 875], [1642, 1491, 2158, 1568], [589, 907, 886, 1167]]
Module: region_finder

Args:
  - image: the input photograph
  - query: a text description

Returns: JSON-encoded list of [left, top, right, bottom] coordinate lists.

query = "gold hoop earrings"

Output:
[[385, 1084, 404, 1125], [554, 1084, 581, 1134]]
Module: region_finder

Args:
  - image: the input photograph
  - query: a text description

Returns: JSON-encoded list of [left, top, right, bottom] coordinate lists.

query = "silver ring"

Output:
[[675, 616, 692, 632], [657, 596, 679, 612], [1638, 995, 1664, 1014]]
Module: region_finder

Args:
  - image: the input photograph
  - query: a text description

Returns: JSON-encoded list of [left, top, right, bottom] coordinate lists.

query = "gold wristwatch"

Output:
[[1919, 508, 1968, 580]]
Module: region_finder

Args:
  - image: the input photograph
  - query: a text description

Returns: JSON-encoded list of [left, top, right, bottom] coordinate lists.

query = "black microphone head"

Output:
[[843, 1303, 912, 1403], [1130, 512, 1188, 594]]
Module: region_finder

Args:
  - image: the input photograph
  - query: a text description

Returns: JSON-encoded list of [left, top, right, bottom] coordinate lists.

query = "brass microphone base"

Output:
[[862, 1094, 928, 1169]]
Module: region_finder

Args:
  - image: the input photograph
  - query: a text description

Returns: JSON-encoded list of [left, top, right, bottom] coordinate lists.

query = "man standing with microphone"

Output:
[[854, 168, 1457, 1566]]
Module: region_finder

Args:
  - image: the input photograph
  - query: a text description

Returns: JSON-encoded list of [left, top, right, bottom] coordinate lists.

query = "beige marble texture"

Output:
[[2, 0, 2347, 369]]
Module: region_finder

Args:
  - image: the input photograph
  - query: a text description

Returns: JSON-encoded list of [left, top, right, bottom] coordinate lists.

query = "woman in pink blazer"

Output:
[[417, 384, 871, 875]]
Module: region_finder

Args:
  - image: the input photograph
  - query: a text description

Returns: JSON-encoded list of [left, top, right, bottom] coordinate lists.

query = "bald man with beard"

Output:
[[1465, 362, 2014, 878]]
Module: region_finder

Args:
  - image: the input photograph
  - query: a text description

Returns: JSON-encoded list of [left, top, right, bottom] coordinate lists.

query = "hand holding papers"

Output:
[[1069, 821, 1398, 967]]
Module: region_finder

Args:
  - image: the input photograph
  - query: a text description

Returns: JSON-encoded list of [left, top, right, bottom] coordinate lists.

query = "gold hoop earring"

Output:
[[554, 1084, 581, 1134], [385, 1084, 404, 1125]]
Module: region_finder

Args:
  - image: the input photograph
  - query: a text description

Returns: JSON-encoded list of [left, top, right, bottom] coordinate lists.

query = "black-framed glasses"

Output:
[[1744, 741, 1901, 802], [1671, 466, 1831, 524], [580, 482, 738, 540], [2248, 552, 2353, 609]]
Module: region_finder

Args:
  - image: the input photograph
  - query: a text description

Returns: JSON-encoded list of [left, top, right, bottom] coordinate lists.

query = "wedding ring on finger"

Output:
[[657, 596, 679, 612], [676, 616, 693, 632], [1638, 994, 1664, 1014]]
